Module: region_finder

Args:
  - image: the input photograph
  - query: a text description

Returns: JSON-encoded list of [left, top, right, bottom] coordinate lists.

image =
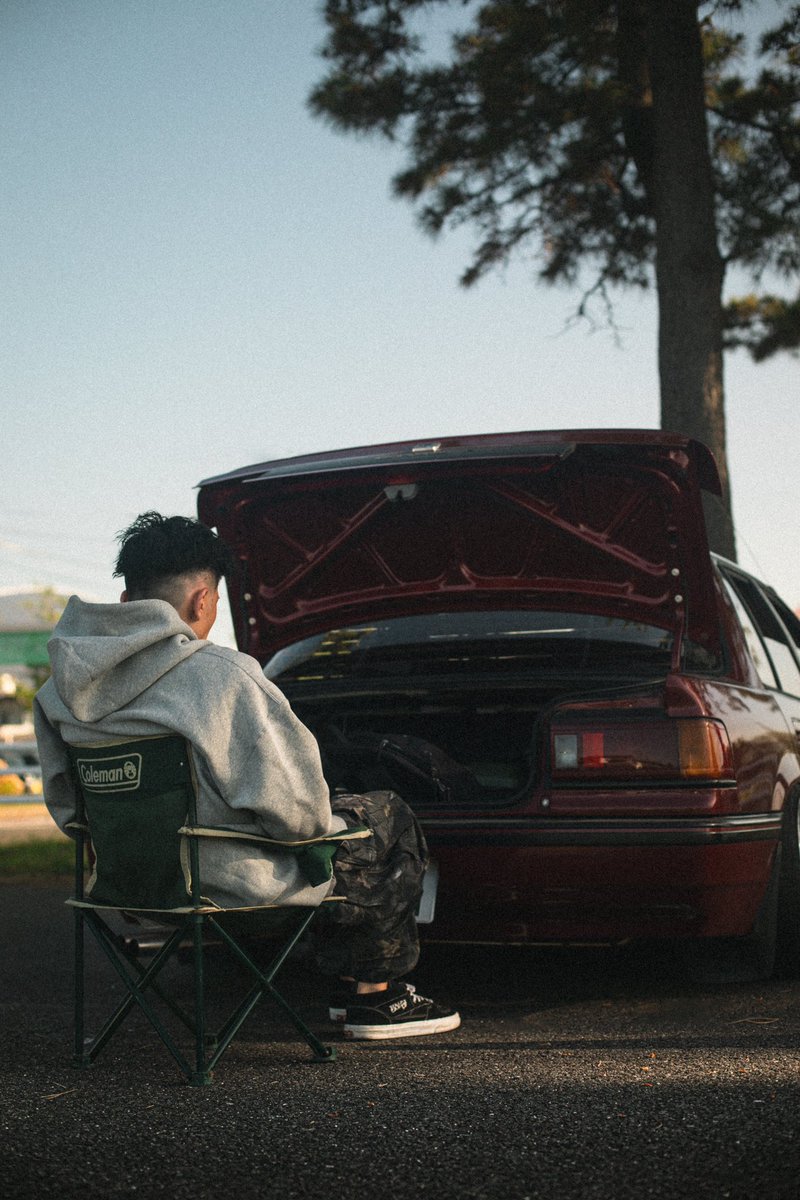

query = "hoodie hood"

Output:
[[45, 595, 207, 723]]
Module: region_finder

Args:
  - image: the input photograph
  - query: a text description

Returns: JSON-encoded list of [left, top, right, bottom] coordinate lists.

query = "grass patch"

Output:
[[0, 838, 73, 876]]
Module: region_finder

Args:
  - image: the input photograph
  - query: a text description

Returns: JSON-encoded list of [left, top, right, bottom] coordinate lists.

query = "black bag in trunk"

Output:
[[324, 730, 481, 805]]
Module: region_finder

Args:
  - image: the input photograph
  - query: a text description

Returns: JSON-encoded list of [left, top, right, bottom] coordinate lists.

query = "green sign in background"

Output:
[[0, 631, 50, 667]]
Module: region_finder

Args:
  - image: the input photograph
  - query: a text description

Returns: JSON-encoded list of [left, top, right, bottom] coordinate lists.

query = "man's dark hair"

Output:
[[114, 512, 234, 602]]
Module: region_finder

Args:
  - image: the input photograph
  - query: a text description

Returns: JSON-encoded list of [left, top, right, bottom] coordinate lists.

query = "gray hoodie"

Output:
[[34, 595, 344, 908]]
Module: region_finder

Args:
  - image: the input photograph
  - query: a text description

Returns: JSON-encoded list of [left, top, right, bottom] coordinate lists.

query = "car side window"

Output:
[[766, 588, 800, 654], [720, 576, 778, 689], [723, 573, 800, 697]]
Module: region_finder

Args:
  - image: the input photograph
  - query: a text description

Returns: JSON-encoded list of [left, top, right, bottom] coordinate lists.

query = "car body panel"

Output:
[[426, 839, 776, 942]]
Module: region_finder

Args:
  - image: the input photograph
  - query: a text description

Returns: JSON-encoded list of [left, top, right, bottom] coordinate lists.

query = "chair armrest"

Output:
[[178, 824, 371, 887], [178, 824, 369, 846]]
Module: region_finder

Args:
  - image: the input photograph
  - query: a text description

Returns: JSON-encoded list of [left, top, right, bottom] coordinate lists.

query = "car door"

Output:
[[719, 566, 800, 793]]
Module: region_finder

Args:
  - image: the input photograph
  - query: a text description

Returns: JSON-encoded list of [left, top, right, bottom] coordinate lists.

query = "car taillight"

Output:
[[550, 718, 732, 782]]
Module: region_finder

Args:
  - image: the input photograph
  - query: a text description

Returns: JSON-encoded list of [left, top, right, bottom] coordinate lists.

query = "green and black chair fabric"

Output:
[[64, 735, 369, 1086]]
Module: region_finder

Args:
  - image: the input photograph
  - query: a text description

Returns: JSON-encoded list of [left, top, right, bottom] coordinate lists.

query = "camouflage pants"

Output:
[[312, 790, 429, 983]]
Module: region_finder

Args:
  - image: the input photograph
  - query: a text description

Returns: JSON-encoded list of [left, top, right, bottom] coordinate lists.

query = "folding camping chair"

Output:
[[64, 735, 369, 1086]]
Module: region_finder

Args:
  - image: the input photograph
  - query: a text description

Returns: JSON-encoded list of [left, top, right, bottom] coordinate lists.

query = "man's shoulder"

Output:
[[183, 643, 285, 701], [187, 642, 261, 677]]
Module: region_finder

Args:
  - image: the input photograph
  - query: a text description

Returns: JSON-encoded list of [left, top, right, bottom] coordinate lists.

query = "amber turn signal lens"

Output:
[[677, 718, 730, 778]]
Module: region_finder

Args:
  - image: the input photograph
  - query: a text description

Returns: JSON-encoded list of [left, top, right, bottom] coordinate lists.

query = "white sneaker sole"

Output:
[[344, 1012, 461, 1040]]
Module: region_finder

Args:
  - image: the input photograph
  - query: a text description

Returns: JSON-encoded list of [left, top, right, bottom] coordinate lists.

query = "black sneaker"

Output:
[[327, 982, 357, 1024], [343, 982, 461, 1040], [328, 980, 416, 1023]]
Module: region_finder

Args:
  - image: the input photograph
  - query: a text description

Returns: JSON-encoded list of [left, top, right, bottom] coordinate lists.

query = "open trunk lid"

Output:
[[197, 430, 723, 664]]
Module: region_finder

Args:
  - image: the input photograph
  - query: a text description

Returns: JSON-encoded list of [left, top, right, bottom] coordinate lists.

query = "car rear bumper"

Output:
[[423, 813, 781, 943], [424, 811, 781, 847]]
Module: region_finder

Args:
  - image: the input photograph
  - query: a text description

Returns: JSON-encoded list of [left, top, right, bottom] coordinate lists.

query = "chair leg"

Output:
[[207, 911, 337, 1066], [191, 912, 212, 1086], [82, 912, 197, 1081], [73, 908, 91, 1069], [70, 905, 338, 1084]]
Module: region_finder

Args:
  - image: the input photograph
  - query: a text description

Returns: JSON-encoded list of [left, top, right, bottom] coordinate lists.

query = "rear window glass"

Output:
[[265, 610, 676, 684]]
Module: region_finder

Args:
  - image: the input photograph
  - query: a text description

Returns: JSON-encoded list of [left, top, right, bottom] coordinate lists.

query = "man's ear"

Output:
[[187, 584, 208, 624], [120, 590, 129, 603]]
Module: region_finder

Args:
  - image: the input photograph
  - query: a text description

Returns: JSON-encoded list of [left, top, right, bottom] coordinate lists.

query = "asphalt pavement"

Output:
[[2, 876, 800, 1200]]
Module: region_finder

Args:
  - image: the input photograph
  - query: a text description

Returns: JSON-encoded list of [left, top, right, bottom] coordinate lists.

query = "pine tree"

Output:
[[310, 0, 800, 559]]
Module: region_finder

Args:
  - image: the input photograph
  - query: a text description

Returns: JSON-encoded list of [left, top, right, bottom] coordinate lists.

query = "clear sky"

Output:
[[2, 1, 797, 649]]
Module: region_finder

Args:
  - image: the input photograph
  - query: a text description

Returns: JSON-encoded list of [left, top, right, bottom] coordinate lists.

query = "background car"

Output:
[[0, 740, 43, 796], [198, 430, 800, 979]]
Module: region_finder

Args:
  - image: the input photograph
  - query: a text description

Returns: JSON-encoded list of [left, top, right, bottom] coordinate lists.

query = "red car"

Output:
[[197, 431, 800, 979]]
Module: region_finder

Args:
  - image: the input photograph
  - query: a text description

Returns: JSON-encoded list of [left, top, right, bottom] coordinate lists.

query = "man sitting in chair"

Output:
[[34, 511, 460, 1041]]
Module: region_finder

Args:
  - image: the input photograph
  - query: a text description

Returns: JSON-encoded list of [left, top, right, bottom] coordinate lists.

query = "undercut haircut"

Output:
[[114, 512, 234, 603]]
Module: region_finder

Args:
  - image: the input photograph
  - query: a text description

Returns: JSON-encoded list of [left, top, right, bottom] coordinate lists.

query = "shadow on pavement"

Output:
[[3, 879, 800, 1200]]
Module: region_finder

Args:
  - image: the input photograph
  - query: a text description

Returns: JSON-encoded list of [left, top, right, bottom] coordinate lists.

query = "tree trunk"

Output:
[[646, 0, 736, 560]]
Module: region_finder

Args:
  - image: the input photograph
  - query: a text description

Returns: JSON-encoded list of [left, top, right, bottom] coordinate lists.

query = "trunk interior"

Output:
[[282, 673, 668, 812], [290, 683, 543, 807], [266, 609, 679, 810]]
